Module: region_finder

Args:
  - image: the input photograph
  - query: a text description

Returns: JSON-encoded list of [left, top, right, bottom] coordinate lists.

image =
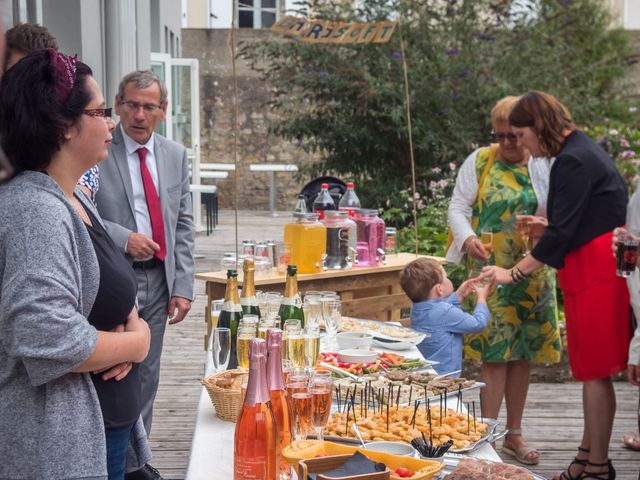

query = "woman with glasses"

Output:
[[0, 49, 151, 479], [447, 95, 561, 466], [486, 91, 630, 480]]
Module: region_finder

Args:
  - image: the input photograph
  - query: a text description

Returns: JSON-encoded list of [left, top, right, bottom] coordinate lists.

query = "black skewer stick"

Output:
[[337, 384, 341, 412], [410, 400, 419, 429], [439, 393, 442, 425], [408, 386, 413, 406], [428, 406, 433, 445], [360, 390, 363, 418], [343, 387, 349, 413], [395, 383, 401, 410], [467, 402, 470, 437], [444, 387, 447, 417], [457, 385, 462, 412], [386, 391, 390, 433], [473, 401, 477, 433]]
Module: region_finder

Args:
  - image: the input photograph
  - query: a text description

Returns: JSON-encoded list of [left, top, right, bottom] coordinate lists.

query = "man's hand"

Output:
[[168, 296, 192, 325], [463, 236, 488, 261], [628, 363, 640, 386], [127, 232, 160, 259]]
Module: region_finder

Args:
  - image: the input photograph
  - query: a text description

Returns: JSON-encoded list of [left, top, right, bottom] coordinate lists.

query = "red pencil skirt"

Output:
[[557, 231, 632, 381]]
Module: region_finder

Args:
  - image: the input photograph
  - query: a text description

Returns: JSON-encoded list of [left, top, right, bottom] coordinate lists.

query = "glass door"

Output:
[[150, 53, 203, 231]]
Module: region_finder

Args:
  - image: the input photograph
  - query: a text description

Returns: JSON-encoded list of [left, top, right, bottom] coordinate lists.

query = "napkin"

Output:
[[307, 451, 386, 480]]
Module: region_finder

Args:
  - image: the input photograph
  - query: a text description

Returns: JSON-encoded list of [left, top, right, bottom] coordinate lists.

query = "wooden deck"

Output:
[[149, 210, 640, 479]]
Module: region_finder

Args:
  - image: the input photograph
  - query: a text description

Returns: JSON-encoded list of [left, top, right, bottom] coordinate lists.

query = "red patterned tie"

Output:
[[137, 147, 166, 261]]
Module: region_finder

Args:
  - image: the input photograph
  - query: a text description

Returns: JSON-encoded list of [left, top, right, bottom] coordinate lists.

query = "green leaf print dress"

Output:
[[463, 147, 562, 364]]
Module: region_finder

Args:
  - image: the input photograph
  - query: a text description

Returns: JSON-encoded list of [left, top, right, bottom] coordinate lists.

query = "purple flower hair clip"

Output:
[[47, 48, 77, 102]]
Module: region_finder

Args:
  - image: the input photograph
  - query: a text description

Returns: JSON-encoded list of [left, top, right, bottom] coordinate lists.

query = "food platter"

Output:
[[333, 371, 485, 406], [447, 418, 506, 454], [438, 456, 546, 479], [340, 317, 428, 350]]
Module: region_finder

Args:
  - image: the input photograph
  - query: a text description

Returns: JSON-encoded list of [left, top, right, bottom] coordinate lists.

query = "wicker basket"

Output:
[[201, 369, 246, 422]]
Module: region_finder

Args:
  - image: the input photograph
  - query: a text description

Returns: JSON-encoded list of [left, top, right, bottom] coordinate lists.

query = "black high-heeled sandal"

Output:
[[580, 460, 616, 480], [556, 447, 590, 480]]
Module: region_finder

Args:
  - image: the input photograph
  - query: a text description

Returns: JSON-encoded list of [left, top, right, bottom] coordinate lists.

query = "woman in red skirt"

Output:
[[485, 91, 631, 480]]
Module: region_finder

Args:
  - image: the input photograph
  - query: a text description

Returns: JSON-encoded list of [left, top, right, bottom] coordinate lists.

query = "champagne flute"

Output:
[[480, 230, 493, 264], [323, 298, 342, 349], [309, 375, 333, 441], [516, 215, 531, 256], [212, 327, 231, 372], [236, 324, 256, 370], [291, 392, 312, 441]]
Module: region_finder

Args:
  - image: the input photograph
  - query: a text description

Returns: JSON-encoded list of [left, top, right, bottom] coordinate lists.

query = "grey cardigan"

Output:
[[0, 171, 106, 479]]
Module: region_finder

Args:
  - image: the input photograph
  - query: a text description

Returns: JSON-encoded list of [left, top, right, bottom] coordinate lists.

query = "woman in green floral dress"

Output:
[[447, 96, 561, 465]]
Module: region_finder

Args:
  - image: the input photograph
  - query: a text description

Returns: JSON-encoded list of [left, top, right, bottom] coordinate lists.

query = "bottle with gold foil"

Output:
[[240, 258, 261, 318], [218, 269, 243, 369], [266, 329, 292, 480], [278, 264, 304, 329], [234, 338, 278, 480]]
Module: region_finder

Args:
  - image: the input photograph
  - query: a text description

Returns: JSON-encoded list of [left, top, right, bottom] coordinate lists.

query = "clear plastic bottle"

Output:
[[321, 210, 356, 270], [338, 182, 361, 218], [312, 183, 336, 220]]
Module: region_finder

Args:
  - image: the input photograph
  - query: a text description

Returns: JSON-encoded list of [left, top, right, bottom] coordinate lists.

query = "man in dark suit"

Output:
[[96, 70, 195, 480]]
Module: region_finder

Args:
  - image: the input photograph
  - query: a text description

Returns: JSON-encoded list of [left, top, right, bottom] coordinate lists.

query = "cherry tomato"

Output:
[[393, 467, 414, 478]]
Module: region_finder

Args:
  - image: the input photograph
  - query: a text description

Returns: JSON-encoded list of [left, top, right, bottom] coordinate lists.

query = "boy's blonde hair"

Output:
[[399, 258, 443, 303]]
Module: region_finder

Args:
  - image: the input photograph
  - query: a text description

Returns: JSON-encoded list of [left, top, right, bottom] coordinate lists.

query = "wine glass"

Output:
[[516, 215, 531, 256], [323, 298, 342, 349], [309, 375, 333, 441], [291, 391, 313, 441], [211, 327, 231, 372], [480, 230, 493, 264]]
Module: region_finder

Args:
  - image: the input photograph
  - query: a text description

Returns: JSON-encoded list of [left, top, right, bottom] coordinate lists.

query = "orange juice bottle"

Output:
[[284, 213, 326, 274]]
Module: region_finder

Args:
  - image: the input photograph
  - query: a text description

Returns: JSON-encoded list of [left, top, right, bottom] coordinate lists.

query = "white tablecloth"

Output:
[[185, 340, 501, 479]]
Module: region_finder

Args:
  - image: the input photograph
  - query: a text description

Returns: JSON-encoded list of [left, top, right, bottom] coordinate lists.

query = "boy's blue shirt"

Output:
[[411, 293, 490, 376]]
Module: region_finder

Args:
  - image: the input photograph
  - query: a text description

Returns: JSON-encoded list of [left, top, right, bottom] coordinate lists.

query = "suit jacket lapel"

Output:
[[112, 125, 136, 220]]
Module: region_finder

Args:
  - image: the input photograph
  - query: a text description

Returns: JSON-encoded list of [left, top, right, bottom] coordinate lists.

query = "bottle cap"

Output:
[[266, 328, 283, 348], [321, 183, 329, 189], [226, 269, 238, 278], [287, 264, 298, 276], [249, 337, 267, 359]]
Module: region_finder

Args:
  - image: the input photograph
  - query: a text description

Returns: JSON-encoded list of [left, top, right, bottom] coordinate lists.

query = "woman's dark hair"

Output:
[[508, 91, 575, 157], [0, 49, 93, 173]]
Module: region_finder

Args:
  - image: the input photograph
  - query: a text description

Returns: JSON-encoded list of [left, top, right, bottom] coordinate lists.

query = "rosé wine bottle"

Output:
[[267, 329, 293, 480], [234, 338, 278, 480]]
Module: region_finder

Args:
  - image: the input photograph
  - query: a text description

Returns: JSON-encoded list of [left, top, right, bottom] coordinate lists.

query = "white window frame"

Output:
[[237, 0, 279, 29]]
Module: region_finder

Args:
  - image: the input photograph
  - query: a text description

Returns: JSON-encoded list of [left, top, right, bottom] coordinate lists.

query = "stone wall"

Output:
[[182, 28, 315, 211]]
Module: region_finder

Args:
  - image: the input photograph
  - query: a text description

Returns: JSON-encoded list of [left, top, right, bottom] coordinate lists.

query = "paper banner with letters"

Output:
[[270, 16, 397, 44]]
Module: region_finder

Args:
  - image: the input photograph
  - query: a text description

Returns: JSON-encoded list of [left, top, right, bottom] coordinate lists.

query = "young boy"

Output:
[[399, 258, 491, 376]]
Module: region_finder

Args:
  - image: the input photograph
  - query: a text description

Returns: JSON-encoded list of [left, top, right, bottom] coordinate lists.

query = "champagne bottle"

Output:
[[218, 269, 243, 369], [266, 329, 292, 480], [240, 258, 261, 318], [234, 338, 279, 480], [278, 264, 304, 329]]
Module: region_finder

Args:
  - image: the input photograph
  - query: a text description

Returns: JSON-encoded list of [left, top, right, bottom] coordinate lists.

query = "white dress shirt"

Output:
[[121, 124, 159, 241], [445, 148, 553, 264]]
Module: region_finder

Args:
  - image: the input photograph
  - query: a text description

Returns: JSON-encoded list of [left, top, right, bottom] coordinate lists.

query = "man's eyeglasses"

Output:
[[492, 130, 517, 142], [83, 108, 112, 118], [120, 101, 163, 113]]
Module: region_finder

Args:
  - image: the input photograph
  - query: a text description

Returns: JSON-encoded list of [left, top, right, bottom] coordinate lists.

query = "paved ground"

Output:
[[149, 209, 640, 479]]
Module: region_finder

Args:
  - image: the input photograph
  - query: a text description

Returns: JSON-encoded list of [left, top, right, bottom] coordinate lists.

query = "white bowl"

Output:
[[337, 349, 377, 364], [336, 331, 374, 350], [364, 441, 416, 456]]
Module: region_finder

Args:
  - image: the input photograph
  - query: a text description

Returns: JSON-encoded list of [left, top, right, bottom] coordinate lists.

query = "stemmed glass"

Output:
[[516, 215, 531, 256], [309, 375, 333, 441], [211, 327, 231, 372], [323, 297, 342, 349]]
